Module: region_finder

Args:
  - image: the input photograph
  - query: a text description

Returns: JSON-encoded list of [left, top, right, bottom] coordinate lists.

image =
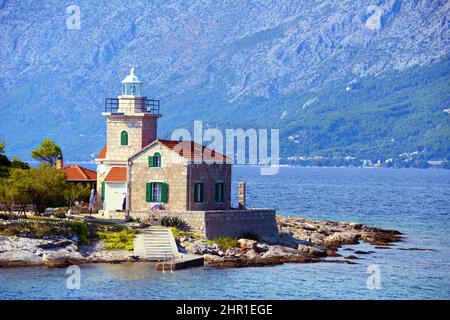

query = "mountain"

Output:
[[0, 0, 448, 165]]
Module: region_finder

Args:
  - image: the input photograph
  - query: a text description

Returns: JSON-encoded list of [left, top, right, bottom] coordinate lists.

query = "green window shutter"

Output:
[[148, 156, 154, 167], [101, 182, 105, 200], [200, 183, 204, 202], [215, 182, 223, 202], [215, 183, 219, 202], [161, 183, 168, 203], [121, 131, 128, 145], [194, 183, 200, 203], [146, 182, 152, 202]]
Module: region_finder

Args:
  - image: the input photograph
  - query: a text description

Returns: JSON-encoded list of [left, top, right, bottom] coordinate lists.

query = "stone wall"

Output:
[[129, 143, 189, 211], [188, 163, 232, 210], [131, 208, 279, 242], [106, 114, 157, 161]]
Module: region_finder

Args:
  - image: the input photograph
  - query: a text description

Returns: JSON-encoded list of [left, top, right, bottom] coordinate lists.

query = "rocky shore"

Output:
[[0, 235, 137, 268], [177, 216, 403, 268], [0, 216, 403, 268]]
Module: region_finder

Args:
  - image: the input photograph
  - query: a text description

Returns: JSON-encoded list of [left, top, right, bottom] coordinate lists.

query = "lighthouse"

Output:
[[95, 67, 161, 213]]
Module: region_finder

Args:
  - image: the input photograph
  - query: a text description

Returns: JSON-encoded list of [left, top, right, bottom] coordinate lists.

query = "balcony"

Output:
[[104, 97, 160, 115]]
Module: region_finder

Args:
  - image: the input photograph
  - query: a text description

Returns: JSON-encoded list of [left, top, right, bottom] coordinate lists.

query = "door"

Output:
[[104, 182, 127, 212]]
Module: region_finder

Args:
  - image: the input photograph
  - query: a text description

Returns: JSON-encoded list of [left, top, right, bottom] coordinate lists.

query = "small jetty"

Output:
[[134, 226, 204, 271]]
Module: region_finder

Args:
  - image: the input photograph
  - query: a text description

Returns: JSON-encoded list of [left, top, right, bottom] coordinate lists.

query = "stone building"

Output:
[[95, 68, 278, 241]]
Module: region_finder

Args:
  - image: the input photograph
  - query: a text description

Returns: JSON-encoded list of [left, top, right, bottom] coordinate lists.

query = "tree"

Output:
[[7, 166, 67, 213], [0, 140, 11, 178], [64, 183, 90, 214], [1, 170, 32, 215], [31, 139, 62, 166], [11, 157, 30, 169]]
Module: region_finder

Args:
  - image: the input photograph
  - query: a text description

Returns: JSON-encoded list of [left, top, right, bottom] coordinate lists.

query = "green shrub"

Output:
[[161, 216, 187, 230], [0, 213, 20, 220], [170, 227, 202, 240], [209, 236, 239, 250], [53, 211, 66, 219], [97, 229, 136, 251]]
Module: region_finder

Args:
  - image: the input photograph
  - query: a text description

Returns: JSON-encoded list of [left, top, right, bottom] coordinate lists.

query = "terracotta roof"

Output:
[[62, 165, 97, 182], [104, 167, 127, 183], [97, 145, 107, 159], [159, 139, 230, 162]]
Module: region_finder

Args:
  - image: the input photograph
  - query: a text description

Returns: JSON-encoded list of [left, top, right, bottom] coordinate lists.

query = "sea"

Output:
[[1, 166, 449, 299]]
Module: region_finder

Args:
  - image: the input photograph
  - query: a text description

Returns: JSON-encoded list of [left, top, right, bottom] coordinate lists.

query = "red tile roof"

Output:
[[104, 167, 127, 183], [97, 145, 107, 159], [62, 165, 97, 182], [159, 139, 230, 162]]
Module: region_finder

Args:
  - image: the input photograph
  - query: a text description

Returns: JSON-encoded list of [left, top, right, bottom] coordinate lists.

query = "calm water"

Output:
[[1, 167, 449, 300]]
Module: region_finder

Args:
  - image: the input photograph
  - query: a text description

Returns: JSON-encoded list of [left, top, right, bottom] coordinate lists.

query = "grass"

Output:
[[97, 229, 136, 251], [209, 236, 240, 250], [0, 217, 136, 248], [170, 227, 202, 240], [0, 220, 93, 244]]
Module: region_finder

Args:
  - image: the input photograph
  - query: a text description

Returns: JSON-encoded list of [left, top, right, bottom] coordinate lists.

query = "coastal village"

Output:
[[0, 69, 404, 270]]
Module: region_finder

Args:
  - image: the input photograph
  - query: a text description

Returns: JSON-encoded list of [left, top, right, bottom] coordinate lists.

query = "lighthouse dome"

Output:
[[121, 67, 143, 96], [121, 67, 142, 84]]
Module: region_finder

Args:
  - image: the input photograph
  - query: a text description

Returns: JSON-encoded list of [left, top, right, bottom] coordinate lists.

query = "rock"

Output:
[[325, 248, 341, 257], [345, 255, 358, 259], [262, 245, 305, 259], [297, 244, 327, 257], [42, 250, 85, 268], [185, 241, 209, 255], [225, 247, 241, 257], [38, 239, 74, 249], [397, 247, 437, 252], [203, 254, 224, 264], [0, 250, 43, 267], [238, 239, 258, 251], [255, 243, 268, 253], [324, 232, 359, 246], [354, 250, 371, 255], [244, 249, 259, 260]]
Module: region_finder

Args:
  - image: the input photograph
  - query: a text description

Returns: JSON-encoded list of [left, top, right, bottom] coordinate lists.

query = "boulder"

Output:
[[297, 244, 327, 257], [0, 250, 43, 267], [324, 232, 359, 246], [42, 250, 84, 268], [244, 249, 259, 260], [237, 239, 257, 251]]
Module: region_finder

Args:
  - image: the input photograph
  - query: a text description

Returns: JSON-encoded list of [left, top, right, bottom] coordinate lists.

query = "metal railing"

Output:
[[105, 97, 160, 115]]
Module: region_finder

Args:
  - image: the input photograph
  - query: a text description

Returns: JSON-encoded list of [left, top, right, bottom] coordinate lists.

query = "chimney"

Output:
[[238, 181, 246, 209], [56, 154, 63, 170]]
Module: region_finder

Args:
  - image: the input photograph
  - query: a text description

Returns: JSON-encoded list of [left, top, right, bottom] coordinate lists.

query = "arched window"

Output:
[[120, 131, 128, 146], [154, 152, 161, 167], [148, 152, 162, 167]]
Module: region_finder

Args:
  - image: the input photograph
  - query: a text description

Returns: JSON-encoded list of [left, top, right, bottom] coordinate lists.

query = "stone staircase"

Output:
[[134, 226, 179, 261]]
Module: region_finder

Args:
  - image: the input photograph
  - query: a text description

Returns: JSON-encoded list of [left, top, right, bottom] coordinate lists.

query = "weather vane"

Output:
[[129, 63, 137, 74]]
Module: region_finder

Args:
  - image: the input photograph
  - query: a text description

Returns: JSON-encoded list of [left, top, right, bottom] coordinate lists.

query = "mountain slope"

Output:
[[0, 0, 448, 163]]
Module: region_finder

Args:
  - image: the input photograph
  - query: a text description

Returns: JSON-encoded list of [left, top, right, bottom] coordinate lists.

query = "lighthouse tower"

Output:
[[95, 67, 161, 212]]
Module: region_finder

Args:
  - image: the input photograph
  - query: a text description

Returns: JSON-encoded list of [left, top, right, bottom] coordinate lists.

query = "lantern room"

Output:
[[121, 67, 143, 96]]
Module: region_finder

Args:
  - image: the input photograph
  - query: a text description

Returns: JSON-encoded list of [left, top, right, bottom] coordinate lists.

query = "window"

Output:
[[120, 131, 128, 146], [148, 152, 162, 167], [215, 182, 224, 203], [146, 182, 168, 203], [194, 182, 204, 203]]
